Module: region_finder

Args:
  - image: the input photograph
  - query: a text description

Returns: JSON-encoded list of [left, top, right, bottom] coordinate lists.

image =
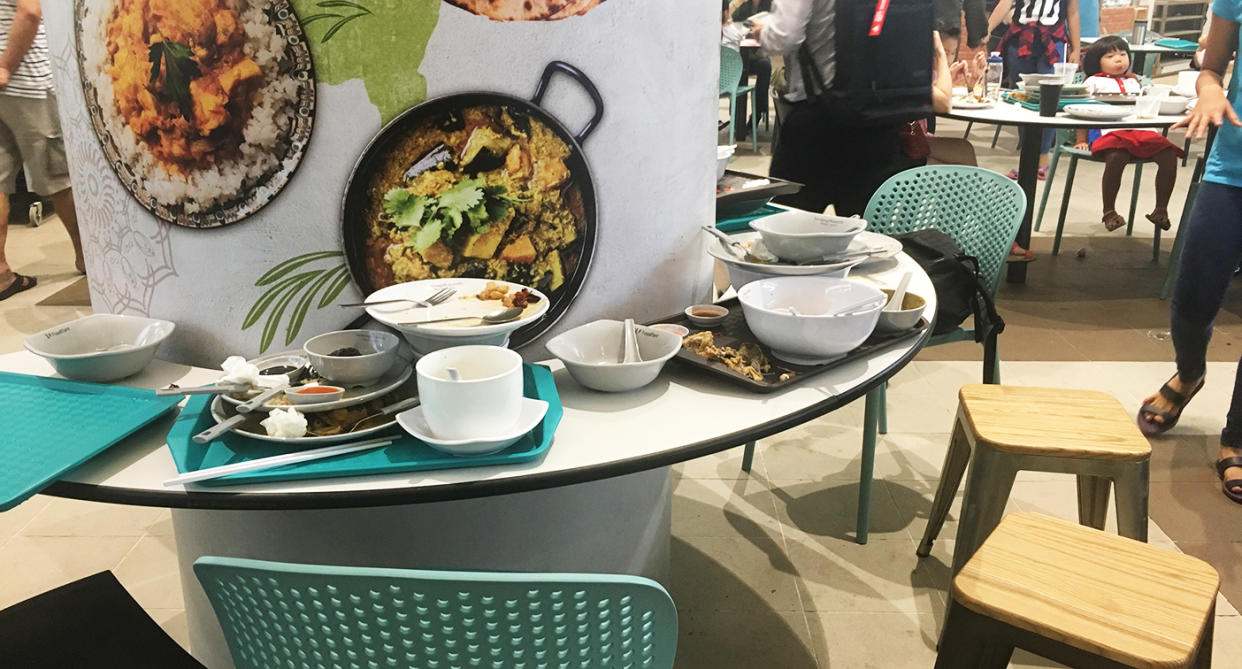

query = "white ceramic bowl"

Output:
[[876, 289, 927, 333], [23, 313, 174, 382], [545, 320, 682, 392], [737, 277, 885, 365], [717, 145, 736, 182], [684, 304, 728, 327], [1158, 95, 1190, 116], [284, 384, 346, 405], [365, 279, 550, 355], [303, 330, 401, 387], [748, 210, 867, 263], [1020, 73, 1061, 87], [719, 256, 852, 289]]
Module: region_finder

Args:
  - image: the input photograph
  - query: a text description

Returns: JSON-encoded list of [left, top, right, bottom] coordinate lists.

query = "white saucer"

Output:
[[396, 397, 549, 456]]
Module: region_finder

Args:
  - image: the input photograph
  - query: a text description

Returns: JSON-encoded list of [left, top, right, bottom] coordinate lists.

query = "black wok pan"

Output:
[[342, 61, 604, 349]]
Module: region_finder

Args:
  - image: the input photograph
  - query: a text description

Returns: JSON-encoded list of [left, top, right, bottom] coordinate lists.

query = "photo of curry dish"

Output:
[[76, 0, 314, 226], [360, 104, 587, 300], [445, 0, 606, 21]]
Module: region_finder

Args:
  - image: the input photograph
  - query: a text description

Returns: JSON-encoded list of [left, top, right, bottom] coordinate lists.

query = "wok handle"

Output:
[[532, 61, 604, 144]]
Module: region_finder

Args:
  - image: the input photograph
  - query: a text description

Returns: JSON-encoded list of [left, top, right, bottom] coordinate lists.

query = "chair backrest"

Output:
[[194, 556, 678, 669], [863, 166, 1027, 295], [720, 45, 744, 96]]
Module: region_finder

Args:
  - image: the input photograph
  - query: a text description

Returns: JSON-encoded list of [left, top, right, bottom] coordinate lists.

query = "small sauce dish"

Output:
[[285, 384, 345, 405], [684, 304, 728, 327], [650, 323, 690, 337]]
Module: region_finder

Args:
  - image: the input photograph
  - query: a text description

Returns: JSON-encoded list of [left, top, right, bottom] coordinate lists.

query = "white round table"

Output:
[[941, 100, 1185, 284], [5, 255, 934, 667]]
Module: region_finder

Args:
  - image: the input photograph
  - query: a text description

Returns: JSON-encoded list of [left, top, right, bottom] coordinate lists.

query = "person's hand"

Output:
[[0, 67, 10, 89], [950, 60, 967, 85], [1173, 86, 1242, 139], [1073, 142, 1089, 150], [1066, 47, 1080, 64], [747, 20, 765, 38]]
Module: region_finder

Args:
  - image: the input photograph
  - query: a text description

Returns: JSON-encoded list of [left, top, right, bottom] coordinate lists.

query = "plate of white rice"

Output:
[[75, 0, 315, 228]]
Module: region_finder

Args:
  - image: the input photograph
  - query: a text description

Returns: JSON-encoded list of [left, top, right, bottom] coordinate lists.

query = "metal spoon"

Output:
[[345, 396, 422, 432], [237, 365, 312, 414], [399, 306, 524, 327], [700, 225, 774, 263]]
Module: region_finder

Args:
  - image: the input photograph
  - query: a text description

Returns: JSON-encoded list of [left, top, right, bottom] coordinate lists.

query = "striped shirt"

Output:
[[0, 0, 52, 99]]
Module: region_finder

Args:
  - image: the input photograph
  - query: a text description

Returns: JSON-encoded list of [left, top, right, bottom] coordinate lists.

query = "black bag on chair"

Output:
[[895, 229, 1005, 379]]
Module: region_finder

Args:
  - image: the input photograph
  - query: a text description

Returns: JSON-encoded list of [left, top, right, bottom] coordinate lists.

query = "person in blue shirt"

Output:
[[1137, 0, 1242, 504]]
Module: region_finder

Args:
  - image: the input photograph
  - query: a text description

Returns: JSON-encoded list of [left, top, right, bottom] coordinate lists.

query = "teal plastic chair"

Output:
[[741, 166, 1025, 545], [194, 556, 678, 669], [720, 45, 758, 152]]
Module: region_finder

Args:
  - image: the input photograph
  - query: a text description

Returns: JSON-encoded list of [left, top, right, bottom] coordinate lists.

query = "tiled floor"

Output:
[[3, 108, 1242, 666]]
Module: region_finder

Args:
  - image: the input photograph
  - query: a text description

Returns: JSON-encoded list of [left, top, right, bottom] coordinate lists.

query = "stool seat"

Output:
[[955, 512, 1219, 669], [960, 385, 1151, 461]]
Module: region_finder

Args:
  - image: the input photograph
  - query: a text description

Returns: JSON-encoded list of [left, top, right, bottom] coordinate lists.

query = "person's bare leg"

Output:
[[1140, 373, 1204, 424], [49, 188, 84, 274], [1146, 148, 1178, 230], [0, 192, 12, 289], [1100, 148, 1129, 229]]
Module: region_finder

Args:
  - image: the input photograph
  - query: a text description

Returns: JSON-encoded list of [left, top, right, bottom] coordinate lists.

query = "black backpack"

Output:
[[896, 229, 1005, 376], [798, 0, 934, 125]]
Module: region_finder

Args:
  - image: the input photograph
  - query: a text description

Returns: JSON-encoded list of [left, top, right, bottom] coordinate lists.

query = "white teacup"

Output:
[[415, 345, 523, 441]]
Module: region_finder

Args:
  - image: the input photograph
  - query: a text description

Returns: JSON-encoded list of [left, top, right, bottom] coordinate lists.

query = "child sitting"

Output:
[[1076, 36, 1184, 231]]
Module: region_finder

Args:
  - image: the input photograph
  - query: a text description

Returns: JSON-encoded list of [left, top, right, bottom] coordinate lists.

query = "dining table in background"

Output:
[[940, 101, 1186, 284], [4, 255, 934, 668]]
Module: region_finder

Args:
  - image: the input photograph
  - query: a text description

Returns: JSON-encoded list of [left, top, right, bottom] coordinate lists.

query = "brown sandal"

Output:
[[1102, 211, 1126, 232], [1146, 210, 1172, 231]]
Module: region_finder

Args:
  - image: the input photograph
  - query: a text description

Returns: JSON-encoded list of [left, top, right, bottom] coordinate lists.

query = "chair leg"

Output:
[[878, 381, 888, 435], [1075, 474, 1111, 530], [1126, 162, 1143, 236], [963, 121, 973, 140], [1034, 148, 1062, 232], [741, 441, 755, 473], [1153, 224, 1162, 263], [856, 387, 882, 545], [1183, 137, 1191, 167], [1052, 156, 1078, 256], [749, 90, 758, 152], [1161, 180, 1199, 300], [951, 445, 1017, 575], [727, 93, 737, 147], [991, 125, 1002, 149], [983, 333, 1000, 385], [1112, 460, 1150, 543], [935, 599, 1017, 669], [917, 419, 973, 557]]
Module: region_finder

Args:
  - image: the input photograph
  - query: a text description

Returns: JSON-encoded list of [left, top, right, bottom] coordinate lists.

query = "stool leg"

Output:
[[951, 446, 1016, 575], [1191, 601, 1216, 669], [1076, 475, 1111, 530], [1113, 460, 1151, 542], [741, 441, 755, 473], [856, 388, 882, 545], [935, 599, 1016, 669], [918, 419, 972, 558]]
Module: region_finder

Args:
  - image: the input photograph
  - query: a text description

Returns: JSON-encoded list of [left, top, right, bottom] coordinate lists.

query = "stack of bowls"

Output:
[[709, 209, 868, 289]]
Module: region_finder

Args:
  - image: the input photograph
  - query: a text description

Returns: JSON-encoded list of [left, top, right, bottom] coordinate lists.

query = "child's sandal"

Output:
[[1102, 211, 1126, 232], [1146, 211, 1172, 231]]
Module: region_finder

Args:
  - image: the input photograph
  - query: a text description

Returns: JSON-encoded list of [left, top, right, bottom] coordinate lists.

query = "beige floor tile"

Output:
[[668, 533, 802, 613], [0, 535, 139, 607], [785, 537, 946, 613], [1212, 613, 1242, 666], [772, 478, 913, 543], [671, 476, 780, 538], [20, 496, 169, 537], [113, 534, 183, 610], [884, 483, 1023, 551], [807, 612, 939, 669], [146, 608, 191, 652], [675, 610, 817, 669], [0, 495, 50, 546]]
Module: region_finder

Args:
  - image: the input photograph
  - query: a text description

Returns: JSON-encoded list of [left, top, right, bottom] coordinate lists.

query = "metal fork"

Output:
[[339, 287, 456, 309]]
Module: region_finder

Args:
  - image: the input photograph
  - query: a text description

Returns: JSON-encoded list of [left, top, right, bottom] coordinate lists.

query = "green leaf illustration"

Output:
[[285, 268, 342, 345], [318, 265, 353, 308], [243, 269, 321, 330], [245, 251, 356, 353], [261, 274, 319, 352], [255, 250, 343, 286]]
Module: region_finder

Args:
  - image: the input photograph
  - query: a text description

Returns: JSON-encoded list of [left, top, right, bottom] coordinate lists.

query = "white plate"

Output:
[[220, 349, 413, 413], [365, 278, 550, 335], [397, 397, 549, 456], [209, 391, 409, 446], [1063, 104, 1132, 121], [952, 98, 993, 109], [848, 231, 902, 265], [707, 233, 868, 275]]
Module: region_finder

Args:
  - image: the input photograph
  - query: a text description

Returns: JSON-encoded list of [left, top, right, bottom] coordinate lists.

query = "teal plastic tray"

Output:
[[0, 371, 181, 511], [716, 203, 784, 233], [166, 363, 562, 486]]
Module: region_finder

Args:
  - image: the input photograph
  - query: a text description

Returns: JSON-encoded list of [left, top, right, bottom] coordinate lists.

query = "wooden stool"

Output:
[[936, 512, 1219, 668], [918, 385, 1152, 574]]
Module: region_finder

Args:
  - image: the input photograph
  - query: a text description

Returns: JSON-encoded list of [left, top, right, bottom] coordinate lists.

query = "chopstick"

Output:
[[164, 437, 394, 487]]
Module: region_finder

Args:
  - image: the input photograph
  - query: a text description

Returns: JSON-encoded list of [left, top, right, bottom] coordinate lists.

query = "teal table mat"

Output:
[[716, 203, 783, 233], [0, 372, 181, 510], [166, 363, 562, 486], [1003, 93, 1105, 113], [1154, 38, 1198, 50]]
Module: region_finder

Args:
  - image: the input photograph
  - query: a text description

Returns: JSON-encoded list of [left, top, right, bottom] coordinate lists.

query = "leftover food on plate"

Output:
[[474, 281, 541, 308], [250, 399, 389, 439], [361, 104, 586, 301], [445, 0, 605, 21], [683, 331, 784, 383]]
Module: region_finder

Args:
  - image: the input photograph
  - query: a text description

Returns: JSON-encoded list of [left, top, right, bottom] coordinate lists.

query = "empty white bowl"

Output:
[[1158, 95, 1190, 116], [717, 145, 736, 182], [749, 210, 867, 263], [24, 313, 175, 382], [545, 319, 682, 392], [303, 330, 401, 387], [737, 277, 885, 365], [876, 289, 927, 333]]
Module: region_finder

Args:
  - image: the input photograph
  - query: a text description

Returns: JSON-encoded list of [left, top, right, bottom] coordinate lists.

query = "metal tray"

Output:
[[654, 299, 928, 393], [716, 169, 802, 219]]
